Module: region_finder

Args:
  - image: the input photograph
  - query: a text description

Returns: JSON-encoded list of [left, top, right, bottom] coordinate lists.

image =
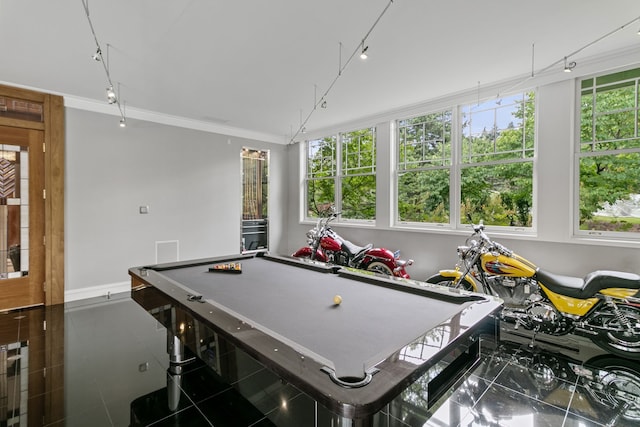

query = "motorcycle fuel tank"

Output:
[[481, 252, 537, 277], [320, 235, 342, 252]]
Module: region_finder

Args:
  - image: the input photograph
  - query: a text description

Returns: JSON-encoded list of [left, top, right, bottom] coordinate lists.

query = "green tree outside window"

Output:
[[305, 128, 376, 220], [578, 68, 640, 233]]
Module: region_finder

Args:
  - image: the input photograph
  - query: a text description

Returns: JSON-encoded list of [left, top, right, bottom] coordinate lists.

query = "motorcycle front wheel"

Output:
[[426, 274, 476, 292], [592, 305, 640, 360]]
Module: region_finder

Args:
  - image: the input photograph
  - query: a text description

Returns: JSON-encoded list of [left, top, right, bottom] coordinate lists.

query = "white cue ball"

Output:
[[333, 295, 342, 305]]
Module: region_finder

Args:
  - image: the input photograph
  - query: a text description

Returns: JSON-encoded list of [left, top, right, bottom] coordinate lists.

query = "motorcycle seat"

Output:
[[536, 268, 640, 299], [342, 240, 373, 258]]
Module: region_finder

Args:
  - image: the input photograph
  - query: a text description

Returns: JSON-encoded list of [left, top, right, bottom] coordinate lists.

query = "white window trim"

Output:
[[392, 92, 537, 235], [572, 67, 640, 241], [302, 129, 377, 224]]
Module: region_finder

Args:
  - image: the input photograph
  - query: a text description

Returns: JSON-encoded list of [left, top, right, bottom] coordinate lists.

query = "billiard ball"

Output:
[[333, 295, 342, 305]]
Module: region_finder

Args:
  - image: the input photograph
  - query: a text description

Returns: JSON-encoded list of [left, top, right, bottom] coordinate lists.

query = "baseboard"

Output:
[[65, 281, 131, 303]]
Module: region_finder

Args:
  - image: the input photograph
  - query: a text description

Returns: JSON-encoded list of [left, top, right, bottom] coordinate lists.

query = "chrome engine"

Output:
[[331, 251, 349, 266], [485, 276, 539, 307], [501, 299, 571, 335]]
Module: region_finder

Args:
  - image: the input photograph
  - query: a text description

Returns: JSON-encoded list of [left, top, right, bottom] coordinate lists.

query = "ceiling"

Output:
[[1, 1, 639, 143]]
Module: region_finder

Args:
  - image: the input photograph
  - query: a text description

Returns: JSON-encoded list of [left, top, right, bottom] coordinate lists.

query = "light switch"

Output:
[[139, 205, 149, 214]]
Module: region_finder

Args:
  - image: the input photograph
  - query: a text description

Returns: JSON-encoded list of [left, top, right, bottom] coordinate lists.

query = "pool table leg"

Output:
[[166, 359, 184, 412], [166, 331, 196, 412], [333, 414, 378, 427], [166, 304, 195, 366], [168, 333, 190, 365]]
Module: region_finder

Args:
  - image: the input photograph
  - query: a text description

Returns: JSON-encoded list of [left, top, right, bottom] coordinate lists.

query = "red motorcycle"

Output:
[[292, 208, 413, 278]]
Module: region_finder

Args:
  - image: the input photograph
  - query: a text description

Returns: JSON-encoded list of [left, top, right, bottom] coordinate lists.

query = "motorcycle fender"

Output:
[[364, 247, 395, 261], [361, 248, 396, 271], [539, 283, 598, 317], [438, 270, 480, 292], [292, 247, 327, 262]]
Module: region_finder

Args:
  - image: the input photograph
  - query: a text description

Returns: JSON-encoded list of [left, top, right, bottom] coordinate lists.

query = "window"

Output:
[[341, 128, 376, 220], [397, 110, 452, 224], [396, 92, 535, 229], [304, 128, 376, 220], [306, 136, 336, 217], [577, 68, 640, 236], [460, 93, 535, 227]]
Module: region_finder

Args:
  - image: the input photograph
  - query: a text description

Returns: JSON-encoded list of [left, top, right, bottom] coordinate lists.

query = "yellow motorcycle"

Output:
[[426, 224, 640, 360]]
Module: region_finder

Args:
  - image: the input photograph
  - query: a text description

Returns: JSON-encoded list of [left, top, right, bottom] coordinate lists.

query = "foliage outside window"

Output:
[[305, 128, 376, 220], [397, 111, 452, 224], [578, 68, 640, 235], [460, 92, 535, 227], [306, 136, 336, 217], [341, 128, 376, 219], [396, 92, 535, 228]]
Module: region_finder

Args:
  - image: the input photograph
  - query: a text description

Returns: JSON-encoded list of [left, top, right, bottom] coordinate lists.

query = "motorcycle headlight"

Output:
[[306, 228, 317, 240], [306, 228, 319, 245], [457, 245, 471, 257]]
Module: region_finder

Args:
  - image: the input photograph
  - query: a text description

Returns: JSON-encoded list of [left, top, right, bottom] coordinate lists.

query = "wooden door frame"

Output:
[[0, 84, 64, 306]]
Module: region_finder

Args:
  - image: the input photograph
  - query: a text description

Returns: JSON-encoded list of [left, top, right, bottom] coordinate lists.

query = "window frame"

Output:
[[394, 108, 455, 228], [574, 67, 640, 240], [303, 127, 377, 223], [393, 90, 537, 233]]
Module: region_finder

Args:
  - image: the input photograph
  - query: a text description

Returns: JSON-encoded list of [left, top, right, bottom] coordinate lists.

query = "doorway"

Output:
[[0, 126, 45, 309], [0, 85, 65, 309], [241, 148, 269, 253]]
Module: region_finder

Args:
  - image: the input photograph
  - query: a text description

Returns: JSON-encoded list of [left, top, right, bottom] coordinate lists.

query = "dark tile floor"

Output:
[[1, 293, 638, 426]]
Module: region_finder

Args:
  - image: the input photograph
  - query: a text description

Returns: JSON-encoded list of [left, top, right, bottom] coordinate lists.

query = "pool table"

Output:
[[130, 253, 502, 425]]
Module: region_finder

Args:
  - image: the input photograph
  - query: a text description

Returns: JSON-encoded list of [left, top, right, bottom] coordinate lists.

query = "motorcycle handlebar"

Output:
[[317, 212, 339, 229], [472, 223, 513, 256], [493, 242, 513, 256]]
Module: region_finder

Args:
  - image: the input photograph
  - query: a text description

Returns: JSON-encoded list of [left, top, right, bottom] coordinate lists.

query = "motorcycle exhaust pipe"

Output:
[[393, 259, 413, 276], [573, 326, 599, 337], [499, 311, 531, 329]]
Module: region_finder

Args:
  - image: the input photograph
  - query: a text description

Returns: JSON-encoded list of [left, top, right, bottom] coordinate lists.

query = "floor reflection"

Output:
[[0, 294, 638, 426], [389, 330, 640, 427], [0, 305, 64, 426]]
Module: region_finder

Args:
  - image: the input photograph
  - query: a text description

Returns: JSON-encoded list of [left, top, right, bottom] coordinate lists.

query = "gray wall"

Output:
[[64, 68, 640, 299], [65, 108, 288, 296], [285, 79, 640, 281]]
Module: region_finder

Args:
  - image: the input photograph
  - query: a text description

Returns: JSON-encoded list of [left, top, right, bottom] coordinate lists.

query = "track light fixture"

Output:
[[563, 57, 577, 73], [119, 100, 127, 128], [82, 0, 127, 128], [106, 86, 117, 104], [289, 0, 396, 143], [479, 15, 640, 111], [360, 43, 369, 60]]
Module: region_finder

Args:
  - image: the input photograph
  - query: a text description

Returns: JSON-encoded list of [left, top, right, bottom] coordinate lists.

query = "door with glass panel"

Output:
[[0, 125, 44, 310], [241, 148, 269, 252]]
